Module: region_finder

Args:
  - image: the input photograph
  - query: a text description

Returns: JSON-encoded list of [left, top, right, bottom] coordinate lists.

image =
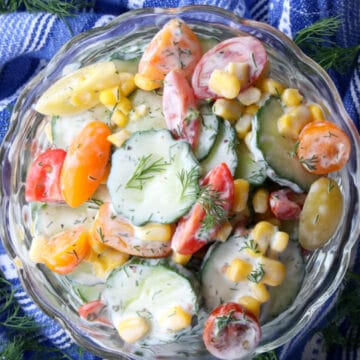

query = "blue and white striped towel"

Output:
[[0, 1, 359, 359]]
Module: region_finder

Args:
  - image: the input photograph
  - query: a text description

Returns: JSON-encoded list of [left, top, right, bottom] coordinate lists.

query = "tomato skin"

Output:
[[163, 70, 200, 148], [269, 189, 306, 220], [297, 120, 351, 174], [203, 302, 261, 360], [61, 121, 111, 207], [192, 36, 268, 99], [91, 203, 172, 258], [43, 226, 90, 274], [171, 163, 234, 255], [25, 148, 66, 202], [138, 18, 202, 81], [78, 300, 111, 325]]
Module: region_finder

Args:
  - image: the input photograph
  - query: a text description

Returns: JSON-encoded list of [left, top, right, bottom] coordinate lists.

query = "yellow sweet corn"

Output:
[[99, 87, 119, 106], [237, 86, 262, 106], [134, 223, 173, 242], [233, 179, 250, 212], [249, 282, 270, 303], [172, 251, 192, 265], [277, 105, 311, 139], [226, 258, 252, 282], [134, 73, 161, 91], [270, 231, 289, 253], [257, 78, 284, 96], [159, 306, 192, 332], [111, 108, 128, 128], [252, 221, 275, 253], [29, 236, 47, 263], [118, 72, 136, 96], [226, 62, 250, 85], [116, 96, 132, 116], [128, 104, 149, 122], [252, 188, 269, 214], [215, 220, 233, 242], [244, 104, 259, 115], [261, 256, 286, 286], [93, 248, 130, 279], [212, 98, 244, 122], [238, 295, 261, 318], [209, 69, 241, 99], [117, 317, 149, 343], [235, 114, 252, 139], [107, 129, 132, 148], [281, 88, 303, 107], [308, 103, 325, 122]]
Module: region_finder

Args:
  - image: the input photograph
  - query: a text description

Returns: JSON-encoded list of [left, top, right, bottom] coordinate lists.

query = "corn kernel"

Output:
[[261, 256, 286, 286], [129, 104, 149, 122], [93, 248, 130, 279], [252, 221, 275, 253], [244, 104, 259, 115], [117, 97, 132, 116], [237, 86, 262, 106], [172, 251, 192, 265], [107, 129, 131, 147], [70, 89, 97, 107], [249, 282, 270, 303], [215, 220, 233, 242], [118, 72, 136, 96], [117, 317, 149, 343], [213, 98, 244, 122], [258, 78, 284, 96], [209, 69, 241, 99], [134, 73, 161, 91], [111, 108, 128, 128], [134, 223, 173, 242], [270, 231, 289, 253], [244, 131, 253, 150], [252, 188, 269, 214], [235, 114, 252, 139], [99, 87, 119, 106], [281, 88, 303, 107], [277, 105, 311, 139], [238, 296, 261, 318], [226, 62, 250, 85], [29, 236, 47, 263], [159, 306, 192, 331], [226, 258, 252, 282], [308, 103, 325, 122], [233, 179, 250, 212]]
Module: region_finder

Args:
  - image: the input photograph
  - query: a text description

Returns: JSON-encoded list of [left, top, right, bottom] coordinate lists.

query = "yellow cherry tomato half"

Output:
[[61, 121, 112, 207]]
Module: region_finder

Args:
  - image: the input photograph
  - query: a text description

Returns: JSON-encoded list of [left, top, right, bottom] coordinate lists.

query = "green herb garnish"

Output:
[[240, 239, 261, 254], [177, 167, 199, 200], [247, 263, 265, 283]]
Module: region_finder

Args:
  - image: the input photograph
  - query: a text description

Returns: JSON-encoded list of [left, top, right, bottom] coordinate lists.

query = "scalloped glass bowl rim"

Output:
[[1, 5, 359, 360]]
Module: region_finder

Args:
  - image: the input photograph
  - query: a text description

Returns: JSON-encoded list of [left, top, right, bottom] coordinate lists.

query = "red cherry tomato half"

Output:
[[269, 189, 306, 220], [192, 36, 268, 99], [25, 148, 66, 202], [78, 300, 111, 325], [203, 302, 261, 360], [163, 70, 200, 148], [171, 163, 234, 255]]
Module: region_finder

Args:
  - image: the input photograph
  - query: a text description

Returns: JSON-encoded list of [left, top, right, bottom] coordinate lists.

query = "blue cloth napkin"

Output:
[[0, 1, 359, 359]]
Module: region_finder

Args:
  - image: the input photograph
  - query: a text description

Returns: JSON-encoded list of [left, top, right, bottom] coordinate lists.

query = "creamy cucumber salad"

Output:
[[26, 18, 350, 359]]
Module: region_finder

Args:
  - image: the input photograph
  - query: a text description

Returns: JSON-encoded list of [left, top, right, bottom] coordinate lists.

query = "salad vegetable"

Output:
[[25, 17, 351, 359]]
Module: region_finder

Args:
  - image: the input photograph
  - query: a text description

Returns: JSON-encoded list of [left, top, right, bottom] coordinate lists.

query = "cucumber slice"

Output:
[[126, 89, 166, 132], [251, 96, 318, 192], [200, 120, 238, 176], [107, 129, 200, 226], [73, 283, 105, 303], [51, 105, 111, 149], [193, 105, 219, 161], [235, 140, 267, 185], [65, 261, 104, 286], [260, 241, 304, 322], [103, 258, 200, 345]]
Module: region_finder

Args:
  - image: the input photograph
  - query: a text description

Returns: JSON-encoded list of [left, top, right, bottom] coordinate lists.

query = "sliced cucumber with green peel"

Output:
[[235, 140, 267, 185], [193, 105, 219, 161], [103, 258, 200, 345], [107, 129, 200, 225], [200, 120, 238, 176], [251, 96, 319, 192]]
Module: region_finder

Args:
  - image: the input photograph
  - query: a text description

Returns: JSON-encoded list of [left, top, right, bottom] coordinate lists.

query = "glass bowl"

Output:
[[1, 5, 359, 359]]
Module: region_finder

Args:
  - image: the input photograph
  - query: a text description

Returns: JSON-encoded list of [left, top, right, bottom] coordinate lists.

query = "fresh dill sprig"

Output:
[[177, 167, 199, 200], [125, 154, 168, 190], [299, 154, 319, 171], [214, 310, 236, 336], [294, 17, 360, 73], [240, 239, 261, 254], [247, 263, 265, 283], [253, 350, 279, 360]]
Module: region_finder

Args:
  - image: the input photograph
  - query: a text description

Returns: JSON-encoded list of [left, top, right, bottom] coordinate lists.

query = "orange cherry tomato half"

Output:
[[171, 163, 234, 255], [203, 302, 261, 360], [297, 120, 351, 174], [91, 203, 172, 258], [25, 148, 66, 202], [163, 70, 200, 148], [138, 18, 202, 81], [192, 36, 268, 99], [61, 121, 111, 207], [43, 226, 90, 274]]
